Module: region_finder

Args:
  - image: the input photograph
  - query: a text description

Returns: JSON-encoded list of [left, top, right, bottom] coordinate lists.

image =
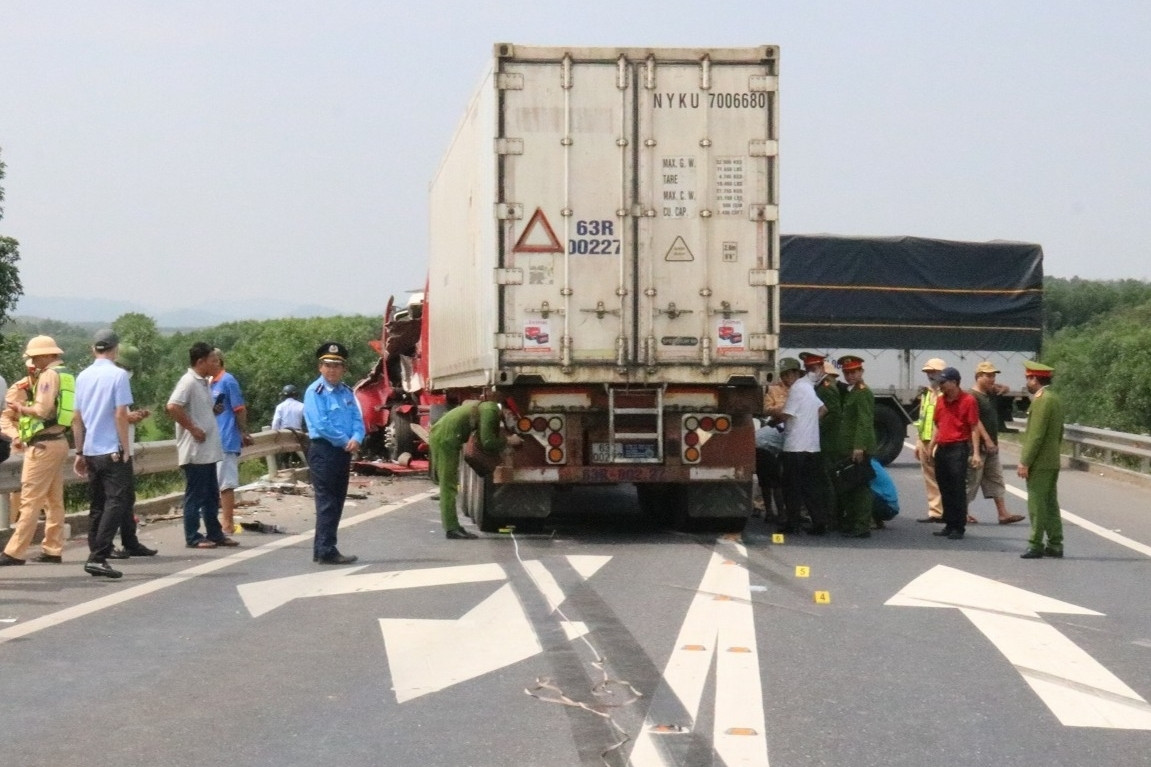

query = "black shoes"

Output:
[[108, 548, 130, 560], [841, 530, 871, 539], [34, 553, 63, 563], [1021, 548, 1044, 559], [806, 525, 828, 537], [917, 516, 945, 523], [84, 561, 123, 579], [1043, 547, 1064, 558], [932, 529, 965, 539], [121, 545, 158, 557], [315, 553, 358, 565], [446, 527, 479, 540], [0, 553, 26, 566]]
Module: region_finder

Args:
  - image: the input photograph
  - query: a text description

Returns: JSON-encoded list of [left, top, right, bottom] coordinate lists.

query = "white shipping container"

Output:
[[428, 44, 779, 391]]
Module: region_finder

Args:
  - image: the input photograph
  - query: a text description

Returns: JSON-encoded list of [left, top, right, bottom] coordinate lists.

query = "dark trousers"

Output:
[[754, 448, 785, 518], [781, 451, 830, 530], [308, 439, 351, 560], [86, 455, 135, 562], [182, 463, 224, 545], [89, 463, 141, 550], [935, 442, 970, 532]]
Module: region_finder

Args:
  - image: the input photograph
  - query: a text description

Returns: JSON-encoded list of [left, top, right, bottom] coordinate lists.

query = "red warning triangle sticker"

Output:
[[513, 208, 564, 254]]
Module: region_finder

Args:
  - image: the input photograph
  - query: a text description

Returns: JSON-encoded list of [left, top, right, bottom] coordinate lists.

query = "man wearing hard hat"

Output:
[[0, 336, 73, 566]]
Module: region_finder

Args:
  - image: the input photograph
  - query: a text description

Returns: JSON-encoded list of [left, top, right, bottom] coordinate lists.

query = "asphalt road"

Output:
[[2, 447, 1150, 767]]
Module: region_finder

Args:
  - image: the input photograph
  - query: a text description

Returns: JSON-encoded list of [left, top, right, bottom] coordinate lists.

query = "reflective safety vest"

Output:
[[17, 366, 75, 443], [915, 387, 939, 441]]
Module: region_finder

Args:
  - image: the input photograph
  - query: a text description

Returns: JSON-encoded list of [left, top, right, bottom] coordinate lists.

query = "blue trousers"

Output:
[[308, 439, 351, 560], [182, 462, 224, 545]]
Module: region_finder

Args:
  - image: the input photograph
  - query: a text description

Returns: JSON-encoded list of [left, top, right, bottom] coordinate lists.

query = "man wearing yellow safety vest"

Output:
[[0, 336, 74, 566], [913, 358, 946, 524]]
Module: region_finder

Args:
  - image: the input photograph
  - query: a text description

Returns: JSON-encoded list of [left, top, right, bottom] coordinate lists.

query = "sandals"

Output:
[[214, 537, 240, 547], [187, 540, 217, 549], [999, 514, 1025, 525]]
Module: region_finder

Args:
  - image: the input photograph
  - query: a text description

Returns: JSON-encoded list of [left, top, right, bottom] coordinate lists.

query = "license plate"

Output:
[[591, 442, 658, 463]]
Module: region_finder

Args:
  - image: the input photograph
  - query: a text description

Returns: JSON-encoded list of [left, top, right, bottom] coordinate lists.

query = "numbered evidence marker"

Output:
[[814, 591, 831, 604], [771, 533, 785, 544], [795, 566, 810, 578]]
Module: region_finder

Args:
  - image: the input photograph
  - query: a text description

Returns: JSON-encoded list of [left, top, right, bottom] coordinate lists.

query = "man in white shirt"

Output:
[[768, 357, 832, 535]]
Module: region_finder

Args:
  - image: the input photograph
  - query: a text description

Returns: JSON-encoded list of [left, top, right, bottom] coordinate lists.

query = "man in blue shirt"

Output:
[[211, 349, 252, 534], [70, 329, 134, 578], [304, 341, 364, 565]]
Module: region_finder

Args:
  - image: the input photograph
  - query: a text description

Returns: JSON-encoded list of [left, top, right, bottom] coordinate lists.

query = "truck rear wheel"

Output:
[[873, 405, 908, 466]]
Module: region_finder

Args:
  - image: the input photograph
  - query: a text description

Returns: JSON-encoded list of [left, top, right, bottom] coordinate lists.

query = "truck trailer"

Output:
[[360, 44, 781, 530], [778, 234, 1044, 464]]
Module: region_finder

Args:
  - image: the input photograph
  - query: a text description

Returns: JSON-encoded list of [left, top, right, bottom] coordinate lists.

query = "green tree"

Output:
[[0, 147, 26, 362], [112, 312, 166, 411]]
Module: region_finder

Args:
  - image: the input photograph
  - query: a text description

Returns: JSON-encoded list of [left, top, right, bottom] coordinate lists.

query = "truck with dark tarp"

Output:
[[778, 234, 1044, 463]]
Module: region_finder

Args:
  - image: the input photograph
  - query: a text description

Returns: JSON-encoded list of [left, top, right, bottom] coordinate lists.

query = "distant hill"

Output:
[[13, 295, 350, 329]]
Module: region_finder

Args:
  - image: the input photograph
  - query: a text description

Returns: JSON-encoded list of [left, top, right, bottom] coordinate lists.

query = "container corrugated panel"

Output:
[[428, 44, 780, 390]]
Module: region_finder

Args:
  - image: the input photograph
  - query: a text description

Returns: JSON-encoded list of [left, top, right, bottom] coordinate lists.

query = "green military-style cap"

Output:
[[1024, 360, 1054, 378], [778, 357, 802, 373]]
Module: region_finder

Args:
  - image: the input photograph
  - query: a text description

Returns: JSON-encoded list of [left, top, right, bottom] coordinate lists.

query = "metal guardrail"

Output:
[[0, 429, 308, 530], [1064, 423, 1151, 475]]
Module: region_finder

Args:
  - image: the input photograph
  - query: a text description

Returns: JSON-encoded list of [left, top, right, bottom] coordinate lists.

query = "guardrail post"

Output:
[[0, 492, 8, 531]]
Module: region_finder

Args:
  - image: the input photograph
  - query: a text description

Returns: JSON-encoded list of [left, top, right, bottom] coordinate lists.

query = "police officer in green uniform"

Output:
[[429, 399, 521, 539], [801, 353, 844, 528], [1017, 361, 1065, 559], [837, 355, 877, 538]]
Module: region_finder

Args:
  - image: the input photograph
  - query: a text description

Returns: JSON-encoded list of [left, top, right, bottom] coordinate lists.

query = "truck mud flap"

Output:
[[638, 481, 751, 531]]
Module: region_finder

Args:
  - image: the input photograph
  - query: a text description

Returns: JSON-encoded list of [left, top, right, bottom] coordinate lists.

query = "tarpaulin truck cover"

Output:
[[779, 234, 1044, 352]]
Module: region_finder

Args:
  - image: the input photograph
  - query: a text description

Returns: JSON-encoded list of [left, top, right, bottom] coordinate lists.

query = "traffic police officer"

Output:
[[304, 342, 364, 564], [1017, 361, 1065, 559], [0, 336, 72, 566], [838, 355, 877, 538]]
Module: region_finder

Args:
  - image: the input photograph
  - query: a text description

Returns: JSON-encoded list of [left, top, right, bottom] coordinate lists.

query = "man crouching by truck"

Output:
[[429, 396, 522, 539]]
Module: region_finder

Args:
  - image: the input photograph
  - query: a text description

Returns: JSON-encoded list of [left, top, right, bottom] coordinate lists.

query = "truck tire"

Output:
[[385, 411, 416, 463], [872, 405, 908, 466], [461, 459, 505, 532]]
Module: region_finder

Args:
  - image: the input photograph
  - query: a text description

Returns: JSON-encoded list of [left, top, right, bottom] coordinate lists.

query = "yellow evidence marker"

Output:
[[795, 566, 810, 578], [814, 591, 831, 604]]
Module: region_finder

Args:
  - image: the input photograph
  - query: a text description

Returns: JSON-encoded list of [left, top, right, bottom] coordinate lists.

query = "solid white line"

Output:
[[902, 440, 1151, 560], [1002, 485, 1151, 558], [0, 489, 438, 645], [630, 542, 770, 767]]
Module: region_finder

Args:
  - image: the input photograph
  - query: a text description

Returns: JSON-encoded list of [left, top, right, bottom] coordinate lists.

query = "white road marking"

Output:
[[1002, 485, 1151, 558], [903, 438, 1151, 560], [0, 489, 438, 645], [567, 554, 611, 580], [630, 541, 769, 766], [888, 564, 1151, 729], [379, 582, 589, 703], [238, 562, 507, 618]]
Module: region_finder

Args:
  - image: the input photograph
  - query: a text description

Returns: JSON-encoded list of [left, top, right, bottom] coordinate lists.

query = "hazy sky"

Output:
[[2, 1, 1149, 318]]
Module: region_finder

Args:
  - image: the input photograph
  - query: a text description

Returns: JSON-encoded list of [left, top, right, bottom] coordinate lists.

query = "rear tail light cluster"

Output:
[[680, 413, 732, 463], [515, 414, 567, 464]]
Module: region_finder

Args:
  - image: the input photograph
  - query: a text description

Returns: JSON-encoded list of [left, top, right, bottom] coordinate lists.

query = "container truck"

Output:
[[359, 233, 1044, 472], [778, 234, 1044, 464], [358, 43, 781, 530]]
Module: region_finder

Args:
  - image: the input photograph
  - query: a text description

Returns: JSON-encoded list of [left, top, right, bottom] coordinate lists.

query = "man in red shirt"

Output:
[[926, 367, 982, 539]]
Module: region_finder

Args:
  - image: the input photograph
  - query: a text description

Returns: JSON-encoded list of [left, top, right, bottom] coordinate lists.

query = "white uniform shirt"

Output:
[[782, 377, 823, 453]]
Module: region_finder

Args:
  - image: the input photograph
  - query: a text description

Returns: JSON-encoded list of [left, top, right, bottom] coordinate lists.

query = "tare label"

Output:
[[661, 157, 697, 218]]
